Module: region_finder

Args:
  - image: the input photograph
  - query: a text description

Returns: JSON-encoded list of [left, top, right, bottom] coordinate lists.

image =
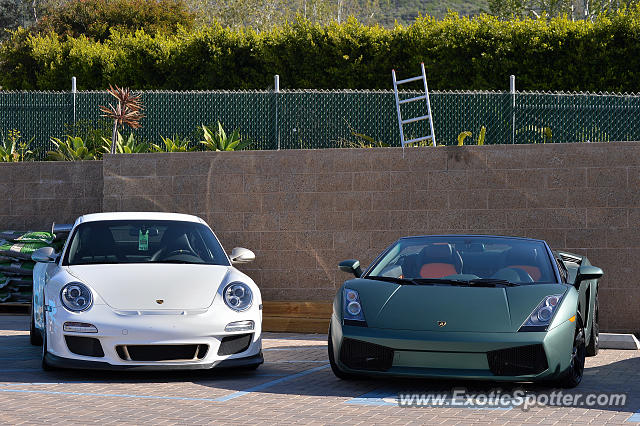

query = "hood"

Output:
[[350, 279, 567, 332], [65, 264, 230, 310]]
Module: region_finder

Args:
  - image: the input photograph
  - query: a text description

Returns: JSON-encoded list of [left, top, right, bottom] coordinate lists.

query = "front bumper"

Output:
[[45, 351, 264, 371], [44, 303, 263, 370], [331, 315, 576, 381]]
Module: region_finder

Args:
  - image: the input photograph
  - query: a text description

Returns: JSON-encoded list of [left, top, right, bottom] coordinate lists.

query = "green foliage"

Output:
[[457, 131, 472, 146], [48, 135, 102, 160], [151, 135, 195, 152], [35, 0, 196, 41], [201, 122, 252, 151], [0, 129, 33, 162], [102, 132, 149, 153], [477, 126, 486, 145], [4, 11, 640, 92]]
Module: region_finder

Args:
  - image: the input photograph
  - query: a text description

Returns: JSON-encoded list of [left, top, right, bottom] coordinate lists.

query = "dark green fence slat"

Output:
[[1, 90, 639, 158]]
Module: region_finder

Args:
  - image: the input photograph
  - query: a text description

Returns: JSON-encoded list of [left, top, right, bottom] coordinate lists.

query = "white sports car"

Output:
[[30, 212, 263, 371]]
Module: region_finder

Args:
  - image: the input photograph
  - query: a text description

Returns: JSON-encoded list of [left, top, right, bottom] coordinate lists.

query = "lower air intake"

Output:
[[339, 338, 394, 371], [116, 344, 208, 361], [487, 344, 548, 376], [218, 333, 253, 356], [65, 336, 104, 357]]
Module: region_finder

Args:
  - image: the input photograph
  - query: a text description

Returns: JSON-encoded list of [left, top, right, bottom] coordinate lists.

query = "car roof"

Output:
[[74, 212, 207, 226], [398, 234, 546, 243]]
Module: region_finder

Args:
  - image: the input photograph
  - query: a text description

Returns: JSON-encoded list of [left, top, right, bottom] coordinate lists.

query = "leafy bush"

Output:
[[151, 135, 195, 152], [201, 122, 252, 151], [48, 136, 103, 160], [35, 0, 196, 41], [3, 11, 640, 91]]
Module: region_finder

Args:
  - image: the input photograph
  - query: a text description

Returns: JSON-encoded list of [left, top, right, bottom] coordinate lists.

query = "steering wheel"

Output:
[[492, 267, 534, 283], [151, 248, 197, 261]]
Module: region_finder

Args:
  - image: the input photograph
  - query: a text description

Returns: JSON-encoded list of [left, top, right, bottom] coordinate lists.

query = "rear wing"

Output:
[[557, 251, 584, 265], [52, 222, 73, 241]]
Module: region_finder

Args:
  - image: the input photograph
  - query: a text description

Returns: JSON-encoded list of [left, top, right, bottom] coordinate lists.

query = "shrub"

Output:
[[3, 11, 640, 91]]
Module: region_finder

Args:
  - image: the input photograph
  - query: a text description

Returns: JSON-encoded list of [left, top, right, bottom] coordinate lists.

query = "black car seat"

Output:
[[505, 246, 541, 281]]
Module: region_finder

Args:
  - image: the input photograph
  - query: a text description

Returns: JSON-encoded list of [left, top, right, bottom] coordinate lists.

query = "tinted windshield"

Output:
[[63, 220, 230, 266], [367, 236, 557, 284]]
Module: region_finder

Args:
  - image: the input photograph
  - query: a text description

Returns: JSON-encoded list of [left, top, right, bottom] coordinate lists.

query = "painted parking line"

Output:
[[346, 388, 511, 410], [627, 409, 640, 422], [267, 360, 328, 364], [213, 364, 330, 402]]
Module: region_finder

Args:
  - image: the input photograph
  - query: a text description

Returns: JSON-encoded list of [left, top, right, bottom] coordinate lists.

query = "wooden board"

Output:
[[262, 301, 332, 334]]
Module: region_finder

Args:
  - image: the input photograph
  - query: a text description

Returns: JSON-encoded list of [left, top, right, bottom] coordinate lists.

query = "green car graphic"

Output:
[[329, 235, 603, 388]]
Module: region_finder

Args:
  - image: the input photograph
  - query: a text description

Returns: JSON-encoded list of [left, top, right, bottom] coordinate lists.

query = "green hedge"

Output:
[[2, 11, 640, 91]]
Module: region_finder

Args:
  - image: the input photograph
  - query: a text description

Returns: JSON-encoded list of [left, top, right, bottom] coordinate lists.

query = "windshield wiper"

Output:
[[411, 278, 470, 286], [364, 276, 418, 285], [467, 278, 520, 287], [148, 260, 205, 264]]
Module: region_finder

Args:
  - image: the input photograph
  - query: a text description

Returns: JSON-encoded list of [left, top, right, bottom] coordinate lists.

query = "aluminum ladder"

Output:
[[392, 62, 436, 147]]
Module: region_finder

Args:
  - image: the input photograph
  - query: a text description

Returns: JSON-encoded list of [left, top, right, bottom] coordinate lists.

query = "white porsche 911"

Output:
[[30, 212, 263, 371]]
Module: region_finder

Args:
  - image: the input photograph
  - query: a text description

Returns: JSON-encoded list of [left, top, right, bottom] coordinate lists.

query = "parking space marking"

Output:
[[627, 409, 640, 422], [213, 364, 330, 402]]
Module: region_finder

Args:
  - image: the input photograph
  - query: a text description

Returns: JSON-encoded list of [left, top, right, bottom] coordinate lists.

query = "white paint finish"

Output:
[[33, 212, 262, 369]]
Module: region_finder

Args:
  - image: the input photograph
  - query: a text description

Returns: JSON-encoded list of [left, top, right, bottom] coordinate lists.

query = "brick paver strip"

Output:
[[0, 315, 638, 424]]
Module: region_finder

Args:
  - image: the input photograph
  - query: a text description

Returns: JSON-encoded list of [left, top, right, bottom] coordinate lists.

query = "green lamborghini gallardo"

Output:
[[329, 235, 603, 388]]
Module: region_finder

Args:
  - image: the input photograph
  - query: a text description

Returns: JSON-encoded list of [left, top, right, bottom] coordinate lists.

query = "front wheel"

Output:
[[586, 295, 599, 357], [29, 306, 43, 346], [555, 315, 585, 388], [41, 315, 55, 371], [328, 326, 356, 380]]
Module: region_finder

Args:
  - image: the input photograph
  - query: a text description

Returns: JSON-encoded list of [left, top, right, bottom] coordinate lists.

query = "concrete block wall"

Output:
[[2, 143, 639, 332]]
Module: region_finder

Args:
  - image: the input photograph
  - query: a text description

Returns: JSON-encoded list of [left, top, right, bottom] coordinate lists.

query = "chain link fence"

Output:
[[1, 90, 639, 156]]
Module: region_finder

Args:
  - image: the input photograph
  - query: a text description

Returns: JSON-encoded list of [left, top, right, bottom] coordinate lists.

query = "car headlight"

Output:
[[343, 288, 366, 326], [519, 294, 563, 331], [60, 282, 93, 312], [224, 282, 253, 311]]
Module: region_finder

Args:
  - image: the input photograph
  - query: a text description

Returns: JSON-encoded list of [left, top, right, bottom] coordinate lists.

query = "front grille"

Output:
[[487, 344, 548, 376], [116, 344, 208, 361], [218, 333, 253, 356], [339, 338, 394, 371], [65, 336, 104, 357]]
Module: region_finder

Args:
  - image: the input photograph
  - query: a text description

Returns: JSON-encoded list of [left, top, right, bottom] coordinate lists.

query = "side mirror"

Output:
[[574, 265, 603, 287], [32, 247, 58, 263], [339, 259, 362, 278], [229, 247, 255, 264]]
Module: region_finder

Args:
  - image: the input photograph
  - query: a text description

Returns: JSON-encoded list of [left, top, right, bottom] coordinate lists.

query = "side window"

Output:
[[555, 258, 568, 283]]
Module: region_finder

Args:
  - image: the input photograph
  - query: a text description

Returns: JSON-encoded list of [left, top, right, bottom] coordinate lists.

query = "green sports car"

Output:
[[329, 235, 603, 388]]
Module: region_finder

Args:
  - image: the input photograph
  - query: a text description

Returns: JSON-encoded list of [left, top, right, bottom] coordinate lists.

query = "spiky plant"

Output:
[[99, 85, 145, 154]]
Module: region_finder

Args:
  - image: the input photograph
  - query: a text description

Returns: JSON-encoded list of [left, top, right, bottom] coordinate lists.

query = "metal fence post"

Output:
[[274, 75, 280, 150], [510, 75, 515, 144], [71, 76, 77, 127]]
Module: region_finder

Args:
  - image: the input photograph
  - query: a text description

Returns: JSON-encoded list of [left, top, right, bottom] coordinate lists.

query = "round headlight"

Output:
[[60, 282, 93, 312], [537, 306, 553, 322], [224, 282, 253, 311], [347, 301, 361, 316]]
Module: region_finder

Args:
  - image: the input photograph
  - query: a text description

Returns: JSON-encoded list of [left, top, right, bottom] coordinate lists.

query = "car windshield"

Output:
[[63, 220, 230, 266], [366, 236, 557, 285]]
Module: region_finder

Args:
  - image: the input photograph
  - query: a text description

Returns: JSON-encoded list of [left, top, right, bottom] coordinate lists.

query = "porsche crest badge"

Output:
[[156, 299, 164, 305]]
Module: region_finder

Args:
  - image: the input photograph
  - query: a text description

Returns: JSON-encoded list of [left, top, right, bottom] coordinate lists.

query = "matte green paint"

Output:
[[331, 240, 599, 383]]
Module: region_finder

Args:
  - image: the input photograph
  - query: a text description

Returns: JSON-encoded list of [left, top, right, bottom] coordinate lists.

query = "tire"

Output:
[[29, 306, 43, 346], [586, 295, 599, 357], [41, 314, 55, 371], [328, 326, 356, 380], [555, 315, 585, 388]]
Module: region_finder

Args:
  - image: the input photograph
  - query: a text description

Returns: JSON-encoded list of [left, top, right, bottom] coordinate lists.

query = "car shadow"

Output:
[[1, 325, 639, 417]]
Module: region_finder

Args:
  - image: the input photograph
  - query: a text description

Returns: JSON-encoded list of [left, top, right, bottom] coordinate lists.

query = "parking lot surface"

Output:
[[0, 315, 639, 425]]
